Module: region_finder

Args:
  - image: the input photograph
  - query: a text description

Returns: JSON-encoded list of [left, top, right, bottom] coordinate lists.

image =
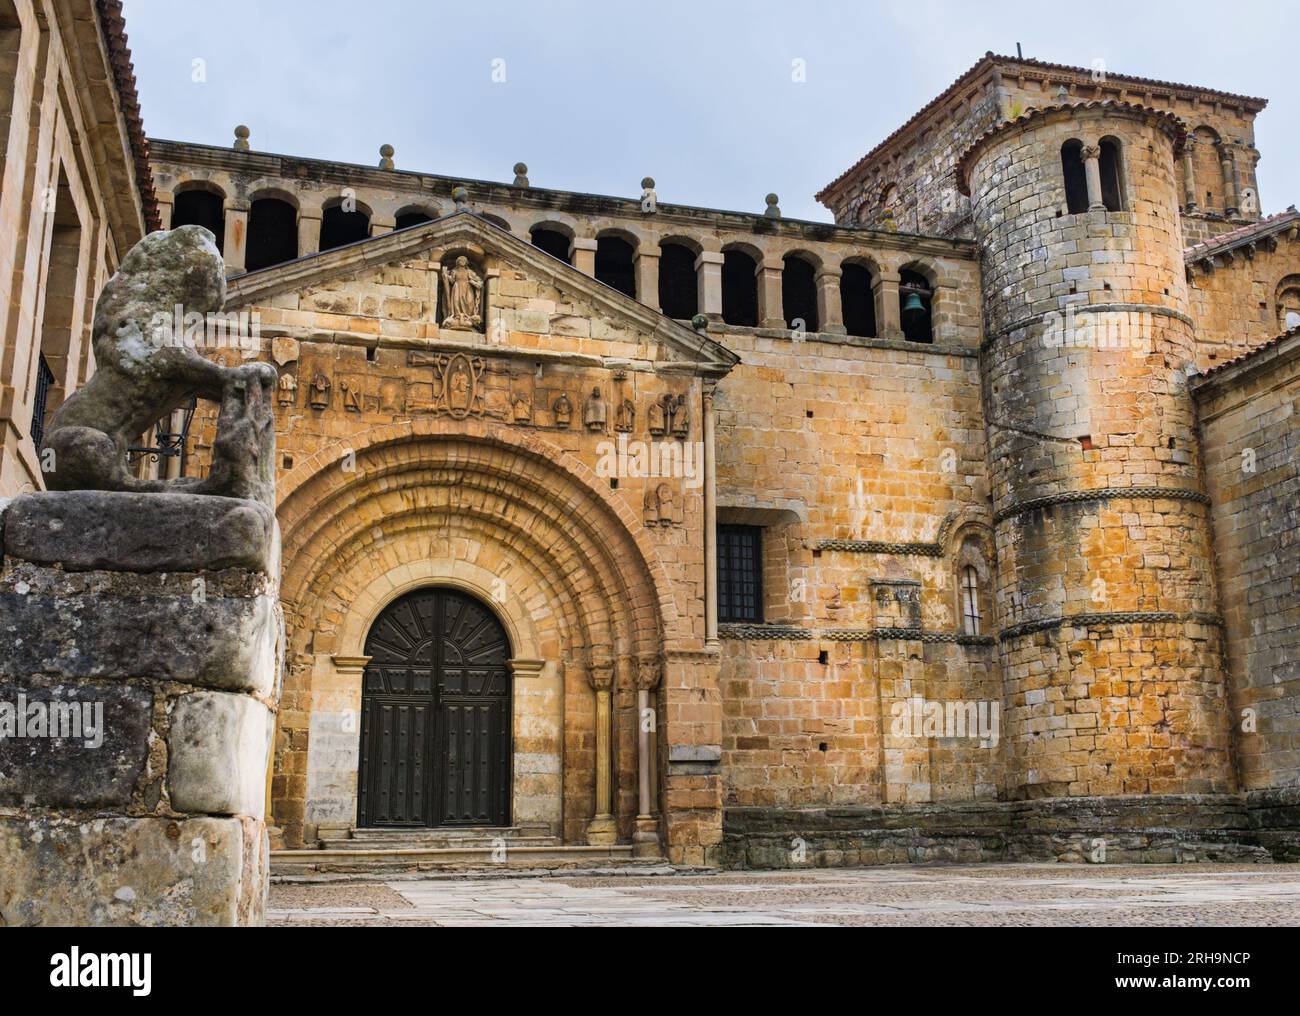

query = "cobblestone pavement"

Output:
[[269, 864, 1300, 926]]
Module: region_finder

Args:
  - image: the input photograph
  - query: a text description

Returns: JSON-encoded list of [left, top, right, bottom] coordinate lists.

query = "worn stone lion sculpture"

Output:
[[40, 225, 277, 507]]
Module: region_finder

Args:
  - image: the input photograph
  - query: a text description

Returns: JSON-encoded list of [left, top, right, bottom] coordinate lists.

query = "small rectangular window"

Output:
[[718, 525, 763, 623]]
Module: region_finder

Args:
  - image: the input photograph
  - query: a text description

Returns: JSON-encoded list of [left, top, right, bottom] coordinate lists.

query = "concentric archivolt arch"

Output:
[[275, 417, 679, 666]]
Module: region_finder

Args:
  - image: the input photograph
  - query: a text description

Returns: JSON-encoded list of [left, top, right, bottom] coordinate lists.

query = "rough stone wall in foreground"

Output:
[[0, 492, 282, 925]]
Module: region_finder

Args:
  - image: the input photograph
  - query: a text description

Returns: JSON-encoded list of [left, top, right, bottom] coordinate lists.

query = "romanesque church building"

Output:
[[1, 4, 1296, 868]]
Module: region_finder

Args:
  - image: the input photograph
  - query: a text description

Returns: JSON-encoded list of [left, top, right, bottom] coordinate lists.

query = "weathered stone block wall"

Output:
[[965, 105, 1235, 802], [0, 0, 154, 499], [711, 257, 1002, 810], [818, 56, 1263, 246], [173, 226, 717, 860], [1187, 222, 1300, 368], [0, 492, 282, 926], [1194, 334, 1300, 856]]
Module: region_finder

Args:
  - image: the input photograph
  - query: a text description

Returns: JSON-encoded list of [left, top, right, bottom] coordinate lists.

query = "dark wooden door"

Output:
[[357, 589, 511, 828]]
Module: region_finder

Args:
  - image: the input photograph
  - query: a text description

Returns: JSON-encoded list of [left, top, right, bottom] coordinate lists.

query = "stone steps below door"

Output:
[[271, 842, 657, 878], [320, 826, 560, 851]]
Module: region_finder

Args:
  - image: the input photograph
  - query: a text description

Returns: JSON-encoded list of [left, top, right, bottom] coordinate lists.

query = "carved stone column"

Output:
[[757, 258, 784, 328], [571, 237, 598, 277], [703, 381, 719, 649], [874, 269, 902, 340], [1081, 145, 1105, 212], [1181, 137, 1199, 212], [370, 216, 396, 236], [157, 192, 174, 230], [696, 250, 725, 322], [585, 661, 617, 845], [1220, 147, 1240, 216], [223, 201, 249, 274], [635, 245, 660, 312], [297, 211, 322, 258], [633, 655, 662, 858], [815, 267, 846, 335]]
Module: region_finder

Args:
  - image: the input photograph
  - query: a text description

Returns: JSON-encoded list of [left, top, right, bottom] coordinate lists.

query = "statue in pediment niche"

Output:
[[441, 255, 484, 330]]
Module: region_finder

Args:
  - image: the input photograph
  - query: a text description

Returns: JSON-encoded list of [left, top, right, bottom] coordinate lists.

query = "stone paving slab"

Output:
[[268, 864, 1300, 927]]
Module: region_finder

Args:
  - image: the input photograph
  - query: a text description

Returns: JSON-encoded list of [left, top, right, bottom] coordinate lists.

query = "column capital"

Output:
[[570, 236, 599, 252], [636, 655, 663, 690]]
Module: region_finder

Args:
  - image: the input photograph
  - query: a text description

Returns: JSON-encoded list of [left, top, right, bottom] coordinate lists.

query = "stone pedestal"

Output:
[[0, 491, 282, 927]]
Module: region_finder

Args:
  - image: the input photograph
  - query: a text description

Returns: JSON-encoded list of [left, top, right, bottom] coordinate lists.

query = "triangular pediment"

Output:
[[224, 211, 738, 372]]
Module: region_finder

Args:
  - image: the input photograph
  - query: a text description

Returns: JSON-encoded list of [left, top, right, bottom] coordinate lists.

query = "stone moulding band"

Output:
[[999, 610, 1224, 643], [993, 486, 1211, 524], [870, 628, 996, 646], [985, 301, 1196, 346], [815, 539, 944, 557], [718, 624, 995, 646]]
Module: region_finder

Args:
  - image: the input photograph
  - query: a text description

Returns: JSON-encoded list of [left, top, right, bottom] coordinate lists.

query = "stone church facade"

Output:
[[2, 8, 1297, 867]]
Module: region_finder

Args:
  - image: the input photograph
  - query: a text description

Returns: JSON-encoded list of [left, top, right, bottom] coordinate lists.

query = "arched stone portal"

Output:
[[272, 419, 678, 852]]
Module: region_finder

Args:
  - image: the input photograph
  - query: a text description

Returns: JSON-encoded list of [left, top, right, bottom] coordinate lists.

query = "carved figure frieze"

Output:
[[643, 483, 677, 527], [584, 387, 607, 432], [553, 393, 573, 428], [309, 371, 332, 410], [649, 393, 690, 438], [616, 397, 635, 433], [411, 351, 487, 419], [277, 370, 298, 408]]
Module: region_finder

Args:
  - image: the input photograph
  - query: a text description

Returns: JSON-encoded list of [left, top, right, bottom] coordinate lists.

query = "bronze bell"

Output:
[[902, 290, 927, 320]]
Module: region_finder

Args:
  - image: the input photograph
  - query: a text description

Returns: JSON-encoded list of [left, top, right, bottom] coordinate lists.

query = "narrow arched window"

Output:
[[781, 254, 818, 332], [1099, 138, 1125, 212], [721, 249, 758, 327], [246, 198, 298, 270], [320, 202, 370, 251], [841, 262, 877, 338], [529, 226, 571, 264], [595, 235, 636, 298], [899, 268, 933, 344], [961, 565, 982, 636], [1061, 140, 1088, 215], [172, 189, 225, 252], [658, 242, 698, 320], [395, 208, 435, 229]]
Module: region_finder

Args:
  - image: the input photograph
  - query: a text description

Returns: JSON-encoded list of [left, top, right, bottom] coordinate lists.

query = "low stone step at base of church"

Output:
[[271, 842, 652, 877], [320, 825, 559, 851]]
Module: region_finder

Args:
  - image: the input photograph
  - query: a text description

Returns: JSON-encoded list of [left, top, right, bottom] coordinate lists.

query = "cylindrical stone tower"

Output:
[[958, 103, 1235, 814]]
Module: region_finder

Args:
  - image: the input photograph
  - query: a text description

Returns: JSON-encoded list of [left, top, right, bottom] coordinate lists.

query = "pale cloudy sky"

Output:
[[121, 0, 1299, 223]]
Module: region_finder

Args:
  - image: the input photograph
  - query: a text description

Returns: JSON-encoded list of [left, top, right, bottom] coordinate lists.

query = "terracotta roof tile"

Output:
[[816, 52, 1266, 206], [1198, 326, 1300, 377], [1183, 209, 1299, 261], [95, 0, 160, 233]]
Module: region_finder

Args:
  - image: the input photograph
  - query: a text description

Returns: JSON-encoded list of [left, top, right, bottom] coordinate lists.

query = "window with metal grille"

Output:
[[961, 565, 982, 636], [718, 525, 763, 623], [30, 353, 54, 449]]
